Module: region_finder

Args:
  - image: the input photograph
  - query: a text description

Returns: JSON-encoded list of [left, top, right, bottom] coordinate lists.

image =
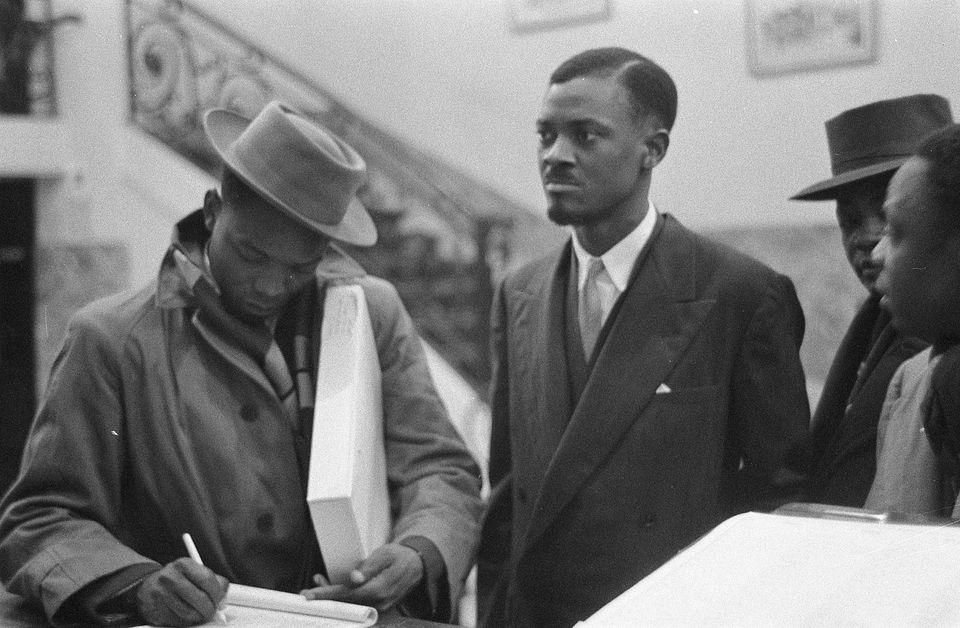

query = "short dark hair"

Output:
[[549, 47, 677, 131], [915, 123, 960, 234]]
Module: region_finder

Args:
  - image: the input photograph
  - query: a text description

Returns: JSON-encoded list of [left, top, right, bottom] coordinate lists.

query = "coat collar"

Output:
[[153, 209, 367, 398], [518, 214, 718, 554]]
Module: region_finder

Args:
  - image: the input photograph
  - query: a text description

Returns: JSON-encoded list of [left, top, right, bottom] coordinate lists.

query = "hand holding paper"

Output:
[[301, 543, 422, 612]]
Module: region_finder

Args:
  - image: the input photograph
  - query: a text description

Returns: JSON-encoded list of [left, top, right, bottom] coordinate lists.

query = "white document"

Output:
[[306, 285, 391, 584], [580, 511, 960, 627], [138, 583, 377, 627]]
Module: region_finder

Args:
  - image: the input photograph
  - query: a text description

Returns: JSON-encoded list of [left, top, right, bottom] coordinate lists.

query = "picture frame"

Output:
[[745, 0, 878, 77], [508, 0, 611, 34]]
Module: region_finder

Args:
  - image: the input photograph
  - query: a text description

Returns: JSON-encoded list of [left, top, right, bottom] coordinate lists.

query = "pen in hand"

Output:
[[182, 532, 229, 626]]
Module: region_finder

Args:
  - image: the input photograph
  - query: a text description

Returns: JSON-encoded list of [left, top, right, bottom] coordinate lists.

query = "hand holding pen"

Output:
[[131, 533, 230, 626]]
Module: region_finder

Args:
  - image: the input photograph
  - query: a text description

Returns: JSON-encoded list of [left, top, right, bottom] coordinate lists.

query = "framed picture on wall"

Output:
[[745, 0, 878, 77], [508, 0, 611, 34]]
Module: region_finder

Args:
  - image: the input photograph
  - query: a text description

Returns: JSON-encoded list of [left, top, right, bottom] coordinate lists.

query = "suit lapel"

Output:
[[515, 244, 575, 482], [521, 216, 717, 554]]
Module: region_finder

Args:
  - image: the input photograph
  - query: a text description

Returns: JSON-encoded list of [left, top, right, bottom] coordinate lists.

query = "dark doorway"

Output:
[[0, 179, 35, 494], [1, 0, 36, 494]]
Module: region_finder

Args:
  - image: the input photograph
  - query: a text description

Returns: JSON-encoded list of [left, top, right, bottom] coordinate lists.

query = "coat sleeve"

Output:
[[476, 277, 513, 627], [724, 272, 811, 514], [360, 278, 484, 614], [0, 311, 159, 625]]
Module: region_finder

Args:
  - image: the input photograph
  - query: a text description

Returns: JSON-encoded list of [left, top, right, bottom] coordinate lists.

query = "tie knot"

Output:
[[586, 257, 605, 279]]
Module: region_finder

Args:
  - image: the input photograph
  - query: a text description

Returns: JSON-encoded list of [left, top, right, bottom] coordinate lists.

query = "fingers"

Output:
[[337, 545, 423, 611], [353, 547, 393, 583], [137, 558, 227, 626], [300, 583, 349, 600], [300, 545, 423, 611]]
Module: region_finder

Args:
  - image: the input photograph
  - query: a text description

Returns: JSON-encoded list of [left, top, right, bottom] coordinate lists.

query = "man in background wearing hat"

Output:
[[0, 101, 483, 626], [792, 94, 952, 507]]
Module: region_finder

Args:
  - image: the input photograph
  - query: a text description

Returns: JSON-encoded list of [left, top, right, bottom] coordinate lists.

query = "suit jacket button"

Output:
[[642, 514, 658, 529], [517, 487, 528, 503], [240, 404, 258, 422]]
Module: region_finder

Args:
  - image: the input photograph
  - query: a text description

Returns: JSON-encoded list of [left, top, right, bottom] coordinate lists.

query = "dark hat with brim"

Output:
[[792, 94, 953, 201], [203, 101, 377, 246]]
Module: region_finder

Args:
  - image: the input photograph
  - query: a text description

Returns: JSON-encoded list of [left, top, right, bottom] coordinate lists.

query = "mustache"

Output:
[[541, 168, 579, 185]]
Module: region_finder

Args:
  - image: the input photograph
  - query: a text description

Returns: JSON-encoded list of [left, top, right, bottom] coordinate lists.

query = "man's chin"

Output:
[[547, 203, 585, 227]]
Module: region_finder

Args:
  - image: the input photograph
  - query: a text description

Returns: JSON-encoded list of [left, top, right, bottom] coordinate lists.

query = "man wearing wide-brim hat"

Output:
[[0, 101, 483, 626], [792, 93, 952, 508]]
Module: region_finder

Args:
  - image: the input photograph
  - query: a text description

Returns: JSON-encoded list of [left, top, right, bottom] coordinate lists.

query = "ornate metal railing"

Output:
[[126, 0, 523, 393], [0, 0, 61, 115]]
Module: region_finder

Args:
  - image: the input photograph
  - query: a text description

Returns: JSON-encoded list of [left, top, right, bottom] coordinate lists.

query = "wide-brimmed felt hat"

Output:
[[203, 100, 377, 246], [792, 94, 953, 201]]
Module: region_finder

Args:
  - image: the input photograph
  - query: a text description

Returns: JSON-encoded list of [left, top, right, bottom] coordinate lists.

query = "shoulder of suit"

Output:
[[499, 246, 565, 291], [660, 214, 781, 285]]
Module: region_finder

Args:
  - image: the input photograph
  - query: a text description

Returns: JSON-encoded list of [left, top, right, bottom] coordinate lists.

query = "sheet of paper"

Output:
[[191, 604, 366, 627], [581, 511, 960, 627], [135, 583, 377, 627]]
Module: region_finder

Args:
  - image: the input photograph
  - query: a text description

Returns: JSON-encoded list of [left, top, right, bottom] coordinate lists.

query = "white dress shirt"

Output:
[[571, 201, 658, 328]]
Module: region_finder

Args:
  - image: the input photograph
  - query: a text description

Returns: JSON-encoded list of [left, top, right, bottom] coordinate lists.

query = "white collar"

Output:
[[572, 200, 658, 292]]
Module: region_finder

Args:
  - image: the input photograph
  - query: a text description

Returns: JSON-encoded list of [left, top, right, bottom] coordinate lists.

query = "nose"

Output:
[[853, 217, 885, 250], [542, 134, 575, 166], [871, 236, 887, 269]]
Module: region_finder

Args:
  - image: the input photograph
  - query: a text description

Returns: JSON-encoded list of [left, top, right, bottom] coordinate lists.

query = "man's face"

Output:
[[834, 177, 888, 293], [206, 192, 327, 324], [536, 74, 651, 227], [873, 157, 960, 341]]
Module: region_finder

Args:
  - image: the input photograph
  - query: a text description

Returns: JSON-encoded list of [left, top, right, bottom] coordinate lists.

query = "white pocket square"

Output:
[[655, 383, 672, 394]]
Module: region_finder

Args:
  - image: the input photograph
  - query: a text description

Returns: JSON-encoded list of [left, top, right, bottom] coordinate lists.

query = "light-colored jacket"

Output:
[[0, 234, 483, 623]]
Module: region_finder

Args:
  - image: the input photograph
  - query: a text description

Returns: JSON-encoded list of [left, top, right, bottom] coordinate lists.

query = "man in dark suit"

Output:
[[791, 95, 952, 507], [477, 47, 810, 628]]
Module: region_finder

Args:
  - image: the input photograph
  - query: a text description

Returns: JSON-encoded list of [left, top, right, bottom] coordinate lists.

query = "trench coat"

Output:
[[477, 214, 810, 628], [0, 227, 483, 625]]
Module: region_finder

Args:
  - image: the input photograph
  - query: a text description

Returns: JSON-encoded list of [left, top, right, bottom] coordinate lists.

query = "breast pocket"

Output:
[[656, 384, 721, 407]]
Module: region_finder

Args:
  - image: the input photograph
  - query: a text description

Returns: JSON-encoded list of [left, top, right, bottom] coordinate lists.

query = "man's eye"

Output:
[[576, 130, 597, 143], [537, 129, 556, 145], [239, 248, 266, 262]]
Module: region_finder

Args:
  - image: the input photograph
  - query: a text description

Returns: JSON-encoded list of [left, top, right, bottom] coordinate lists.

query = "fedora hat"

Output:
[[203, 100, 377, 246], [792, 94, 953, 201]]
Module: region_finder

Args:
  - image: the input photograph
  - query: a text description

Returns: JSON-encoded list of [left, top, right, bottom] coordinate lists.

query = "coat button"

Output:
[[240, 404, 258, 422], [517, 487, 528, 503], [641, 514, 658, 529], [256, 513, 274, 533]]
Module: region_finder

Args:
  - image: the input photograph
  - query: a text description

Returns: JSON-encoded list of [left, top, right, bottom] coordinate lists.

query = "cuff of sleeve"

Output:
[[398, 536, 449, 621], [58, 562, 161, 627]]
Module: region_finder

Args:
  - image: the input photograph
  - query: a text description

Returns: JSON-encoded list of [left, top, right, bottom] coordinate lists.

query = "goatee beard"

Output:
[[547, 203, 585, 226]]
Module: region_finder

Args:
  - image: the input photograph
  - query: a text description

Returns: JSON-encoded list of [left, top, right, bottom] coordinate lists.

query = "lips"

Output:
[[244, 299, 278, 318], [542, 173, 580, 194]]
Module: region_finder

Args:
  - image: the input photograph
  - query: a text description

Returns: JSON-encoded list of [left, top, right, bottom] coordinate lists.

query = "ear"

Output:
[[201, 189, 221, 231], [641, 129, 670, 170]]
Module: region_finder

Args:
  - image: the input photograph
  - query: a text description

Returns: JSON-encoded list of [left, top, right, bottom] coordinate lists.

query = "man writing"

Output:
[[791, 95, 951, 506], [0, 101, 483, 626], [477, 47, 809, 628]]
